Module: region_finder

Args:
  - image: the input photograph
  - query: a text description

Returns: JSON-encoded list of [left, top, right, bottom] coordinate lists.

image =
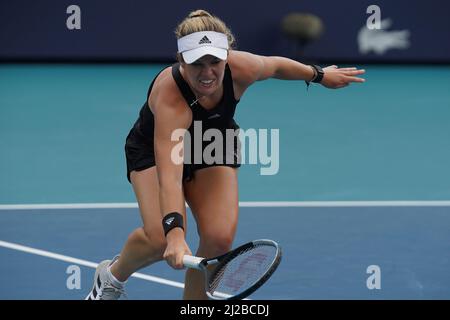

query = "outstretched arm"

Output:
[[228, 50, 365, 89]]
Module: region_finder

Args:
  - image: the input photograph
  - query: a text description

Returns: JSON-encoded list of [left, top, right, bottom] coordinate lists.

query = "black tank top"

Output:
[[129, 62, 240, 150]]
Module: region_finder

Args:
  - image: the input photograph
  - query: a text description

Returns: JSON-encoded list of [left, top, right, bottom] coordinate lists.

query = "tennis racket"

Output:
[[183, 239, 282, 300]]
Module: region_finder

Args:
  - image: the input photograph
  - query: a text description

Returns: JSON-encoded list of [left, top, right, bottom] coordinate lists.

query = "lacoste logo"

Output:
[[199, 36, 211, 44], [358, 18, 410, 55]]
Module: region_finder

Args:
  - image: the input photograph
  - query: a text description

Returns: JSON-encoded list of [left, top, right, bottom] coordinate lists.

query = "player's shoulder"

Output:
[[228, 50, 263, 86], [149, 66, 187, 114]]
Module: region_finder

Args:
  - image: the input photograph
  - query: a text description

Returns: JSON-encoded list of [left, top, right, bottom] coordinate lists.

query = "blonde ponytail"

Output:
[[175, 9, 236, 49]]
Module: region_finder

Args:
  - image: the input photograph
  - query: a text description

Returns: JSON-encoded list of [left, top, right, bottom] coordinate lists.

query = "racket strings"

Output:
[[208, 244, 277, 297]]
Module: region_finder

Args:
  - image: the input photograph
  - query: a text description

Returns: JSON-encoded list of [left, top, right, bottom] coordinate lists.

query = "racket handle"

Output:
[[183, 255, 204, 270]]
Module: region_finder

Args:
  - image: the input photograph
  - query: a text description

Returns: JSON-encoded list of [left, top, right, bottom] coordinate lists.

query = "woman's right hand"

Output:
[[163, 228, 192, 269]]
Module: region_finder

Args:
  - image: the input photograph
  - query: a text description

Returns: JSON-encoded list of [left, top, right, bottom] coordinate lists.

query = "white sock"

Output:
[[107, 261, 127, 288]]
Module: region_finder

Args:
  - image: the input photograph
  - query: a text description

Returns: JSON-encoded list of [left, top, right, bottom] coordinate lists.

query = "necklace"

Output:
[[190, 95, 204, 107]]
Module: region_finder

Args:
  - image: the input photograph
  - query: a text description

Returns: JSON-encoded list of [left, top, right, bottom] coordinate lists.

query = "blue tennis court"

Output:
[[1, 203, 450, 299]]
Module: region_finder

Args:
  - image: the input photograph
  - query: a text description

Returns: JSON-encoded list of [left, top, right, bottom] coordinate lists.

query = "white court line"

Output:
[[0, 240, 184, 289], [240, 201, 450, 207], [0, 240, 240, 299], [0, 203, 139, 210], [1, 201, 450, 210]]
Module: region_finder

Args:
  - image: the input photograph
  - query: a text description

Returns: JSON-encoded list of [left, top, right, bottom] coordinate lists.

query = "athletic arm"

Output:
[[152, 91, 193, 269], [228, 50, 365, 89]]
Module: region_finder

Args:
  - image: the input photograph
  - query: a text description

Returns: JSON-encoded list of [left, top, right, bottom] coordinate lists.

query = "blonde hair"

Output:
[[175, 10, 236, 49]]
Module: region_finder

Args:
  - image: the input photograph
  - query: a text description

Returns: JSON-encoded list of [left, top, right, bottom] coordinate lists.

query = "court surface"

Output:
[[1, 64, 450, 299], [1, 203, 449, 300]]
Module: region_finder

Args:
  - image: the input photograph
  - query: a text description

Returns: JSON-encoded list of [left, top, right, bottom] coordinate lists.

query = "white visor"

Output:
[[177, 31, 229, 64]]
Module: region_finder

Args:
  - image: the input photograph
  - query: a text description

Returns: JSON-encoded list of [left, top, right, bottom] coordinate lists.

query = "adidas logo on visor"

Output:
[[198, 36, 212, 44]]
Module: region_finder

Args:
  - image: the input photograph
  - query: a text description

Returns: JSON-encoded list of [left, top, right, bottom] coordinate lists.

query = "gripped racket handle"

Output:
[[182, 255, 205, 270]]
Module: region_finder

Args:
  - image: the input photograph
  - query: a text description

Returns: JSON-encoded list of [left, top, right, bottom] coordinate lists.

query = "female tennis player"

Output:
[[86, 9, 365, 300]]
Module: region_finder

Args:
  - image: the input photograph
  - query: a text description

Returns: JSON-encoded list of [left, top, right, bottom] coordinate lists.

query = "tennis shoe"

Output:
[[85, 256, 126, 300]]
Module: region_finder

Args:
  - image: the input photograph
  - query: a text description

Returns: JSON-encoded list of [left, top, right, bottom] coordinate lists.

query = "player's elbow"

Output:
[[257, 56, 281, 81]]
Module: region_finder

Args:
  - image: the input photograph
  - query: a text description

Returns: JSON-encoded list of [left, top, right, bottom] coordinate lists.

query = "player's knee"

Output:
[[201, 231, 234, 256]]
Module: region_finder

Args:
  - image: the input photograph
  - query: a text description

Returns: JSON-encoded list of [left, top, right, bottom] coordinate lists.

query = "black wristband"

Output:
[[305, 64, 324, 90], [162, 212, 184, 236], [311, 65, 324, 83]]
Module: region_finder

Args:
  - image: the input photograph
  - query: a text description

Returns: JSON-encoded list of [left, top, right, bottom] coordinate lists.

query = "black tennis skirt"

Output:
[[125, 128, 241, 183]]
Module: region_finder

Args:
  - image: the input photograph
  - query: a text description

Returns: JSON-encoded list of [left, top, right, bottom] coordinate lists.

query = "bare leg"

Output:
[[110, 167, 167, 282], [183, 166, 239, 299]]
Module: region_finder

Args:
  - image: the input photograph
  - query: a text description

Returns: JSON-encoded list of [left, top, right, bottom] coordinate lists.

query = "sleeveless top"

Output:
[[127, 62, 241, 166]]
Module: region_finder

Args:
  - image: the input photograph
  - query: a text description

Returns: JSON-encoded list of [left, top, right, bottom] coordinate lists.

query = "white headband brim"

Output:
[[177, 31, 229, 64]]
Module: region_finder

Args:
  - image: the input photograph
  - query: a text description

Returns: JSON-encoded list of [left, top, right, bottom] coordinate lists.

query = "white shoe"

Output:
[[85, 256, 126, 300]]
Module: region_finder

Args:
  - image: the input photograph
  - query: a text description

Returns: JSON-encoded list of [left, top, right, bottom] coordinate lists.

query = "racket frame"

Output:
[[182, 239, 282, 300]]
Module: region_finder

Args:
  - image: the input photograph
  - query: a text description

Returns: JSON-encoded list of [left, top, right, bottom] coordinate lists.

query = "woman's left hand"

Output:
[[320, 65, 366, 89]]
